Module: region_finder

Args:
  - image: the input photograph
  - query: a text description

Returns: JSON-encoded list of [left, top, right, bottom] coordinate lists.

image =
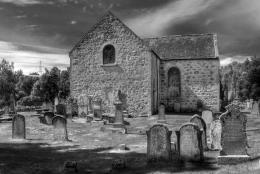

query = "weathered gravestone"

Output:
[[190, 115, 207, 150], [251, 101, 260, 117], [93, 99, 102, 119], [249, 99, 254, 110], [44, 112, 55, 125], [176, 123, 203, 162], [158, 104, 166, 123], [210, 119, 222, 150], [217, 104, 250, 164], [146, 124, 172, 162], [87, 95, 94, 114], [52, 116, 68, 141], [113, 95, 124, 127], [202, 110, 213, 143], [12, 114, 25, 139], [56, 104, 67, 116], [9, 94, 16, 114]]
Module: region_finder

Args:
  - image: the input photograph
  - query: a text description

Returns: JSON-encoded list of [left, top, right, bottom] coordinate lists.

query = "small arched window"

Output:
[[103, 44, 115, 64], [168, 67, 181, 98]]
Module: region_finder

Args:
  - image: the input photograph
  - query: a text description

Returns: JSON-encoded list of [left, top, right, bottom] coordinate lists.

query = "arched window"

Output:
[[168, 67, 181, 98], [103, 44, 115, 64]]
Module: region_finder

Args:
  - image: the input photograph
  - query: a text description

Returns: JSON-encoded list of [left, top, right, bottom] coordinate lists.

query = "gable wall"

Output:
[[160, 58, 220, 112], [70, 14, 153, 116]]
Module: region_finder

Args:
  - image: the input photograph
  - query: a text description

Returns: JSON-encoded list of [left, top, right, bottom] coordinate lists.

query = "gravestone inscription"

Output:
[[176, 123, 203, 162], [12, 114, 26, 139], [218, 104, 249, 164], [146, 124, 172, 162], [52, 116, 68, 141]]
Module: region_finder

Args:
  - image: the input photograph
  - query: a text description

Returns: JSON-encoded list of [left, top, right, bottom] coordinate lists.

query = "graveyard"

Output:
[[0, 106, 260, 174]]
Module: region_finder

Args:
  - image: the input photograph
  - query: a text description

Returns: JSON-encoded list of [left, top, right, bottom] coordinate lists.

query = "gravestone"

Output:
[[56, 104, 67, 116], [52, 116, 68, 141], [158, 104, 166, 123], [44, 111, 55, 125], [217, 104, 250, 164], [113, 95, 124, 127], [190, 115, 207, 150], [251, 101, 260, 117], [93, 99, 102, 118], [176, 123, 203, 162], [174, 102, 181, 113], [10, 94, 16, 114], [12, 114, 25, 139], [202, 110, 213, 143], [210, 119, 222, 150], [146, 124, 172, 162], [249, 99, 254, 110], [87, 95, 94, 114]]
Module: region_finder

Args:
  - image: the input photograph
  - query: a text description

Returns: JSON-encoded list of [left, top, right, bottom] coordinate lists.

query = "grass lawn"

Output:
[[0, 111, 259, 174]]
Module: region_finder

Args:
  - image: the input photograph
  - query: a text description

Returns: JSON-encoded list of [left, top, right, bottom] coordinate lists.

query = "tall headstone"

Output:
[[210, 119, 222, 150], [176, 123, 203, 162], [93, 98, 102, 118], [190, 115, 207, 150], [113, 94, 124, 127], [158, 104, 166, 123], [146, 124, 172, 162], [12, 114, 25, 139], [52, 116, 68, 141], [44, 111, 55, 125], [217, 104, 250, 164], [87, 95, 94, 114], [202, 110, 213, 143], [251, 101, 260, 117], [249, 99, 254, 110]]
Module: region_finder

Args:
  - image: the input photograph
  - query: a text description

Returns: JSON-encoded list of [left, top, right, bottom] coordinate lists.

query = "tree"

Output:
[[0, 59, 16, 107], [59, 68, 70, 99]]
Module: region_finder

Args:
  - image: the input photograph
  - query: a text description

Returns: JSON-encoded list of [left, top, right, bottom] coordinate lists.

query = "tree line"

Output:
[[1, 56, 260, 109], [0, 59, 70, 108]]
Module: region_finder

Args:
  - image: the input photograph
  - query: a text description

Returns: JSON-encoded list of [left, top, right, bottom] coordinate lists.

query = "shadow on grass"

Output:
[[0, 142, 220, 174]]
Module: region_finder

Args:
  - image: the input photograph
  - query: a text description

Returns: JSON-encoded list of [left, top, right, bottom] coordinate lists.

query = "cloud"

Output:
[[0, 41, 69, 74], [125, 0, 220, 37], [0, 0, 42, 5], [220, 55, 251, 66]]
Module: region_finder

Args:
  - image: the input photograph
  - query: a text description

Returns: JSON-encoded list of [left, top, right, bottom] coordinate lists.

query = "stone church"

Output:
[[69, 12, 220, 117]]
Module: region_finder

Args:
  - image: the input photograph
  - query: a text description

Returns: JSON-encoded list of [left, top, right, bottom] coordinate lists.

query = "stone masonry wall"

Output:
[[160, 59, 220, 112], [69, 13, 153, 116]]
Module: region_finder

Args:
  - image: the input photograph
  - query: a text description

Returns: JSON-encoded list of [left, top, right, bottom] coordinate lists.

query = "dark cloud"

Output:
[[0, 0, 260, 73]]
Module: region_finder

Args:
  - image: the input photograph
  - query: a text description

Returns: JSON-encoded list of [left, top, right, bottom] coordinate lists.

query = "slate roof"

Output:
[[143, 34, 219, 60]]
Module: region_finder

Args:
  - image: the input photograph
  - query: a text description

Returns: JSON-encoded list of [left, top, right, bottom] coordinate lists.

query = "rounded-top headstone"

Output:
[[190, 115, 207, 150], [12, 114, 26, 139], [146, 124, 172, 162], [176, 123, 203, 162], [52, 116, 68, 141]]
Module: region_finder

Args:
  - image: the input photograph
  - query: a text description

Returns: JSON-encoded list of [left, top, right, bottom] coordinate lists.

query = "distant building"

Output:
[[69, 12, 220, 116]]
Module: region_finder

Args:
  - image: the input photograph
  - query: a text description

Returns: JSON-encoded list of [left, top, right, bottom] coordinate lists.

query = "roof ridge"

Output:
[[142, 33, 216, 40]]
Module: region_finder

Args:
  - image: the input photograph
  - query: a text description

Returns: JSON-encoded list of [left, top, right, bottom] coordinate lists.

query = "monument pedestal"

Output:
[[217, 155, 250, 165]]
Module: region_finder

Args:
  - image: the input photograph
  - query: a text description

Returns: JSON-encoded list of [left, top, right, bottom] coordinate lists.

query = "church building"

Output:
[[69, 12, 220, 116]]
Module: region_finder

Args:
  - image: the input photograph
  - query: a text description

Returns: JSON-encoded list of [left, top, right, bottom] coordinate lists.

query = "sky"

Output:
[[0, 0, 260, 74]]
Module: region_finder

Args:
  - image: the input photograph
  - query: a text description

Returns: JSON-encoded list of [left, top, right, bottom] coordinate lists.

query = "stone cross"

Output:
[[176, 123, 203, 162], [52, 116, 68, 141], [190, 114, 207, 150], [158, 104, 166, 123], [251, 101, 260, 117], [12, 114, 26, 139], [218, 104, 249, 164], [210, 119, 222, 150], [44, 111, 55, 125], [146, 124, 172, 162]]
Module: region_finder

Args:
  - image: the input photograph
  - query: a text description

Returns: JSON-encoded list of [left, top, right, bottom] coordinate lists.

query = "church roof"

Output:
[[143, 34, 219, 60]]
